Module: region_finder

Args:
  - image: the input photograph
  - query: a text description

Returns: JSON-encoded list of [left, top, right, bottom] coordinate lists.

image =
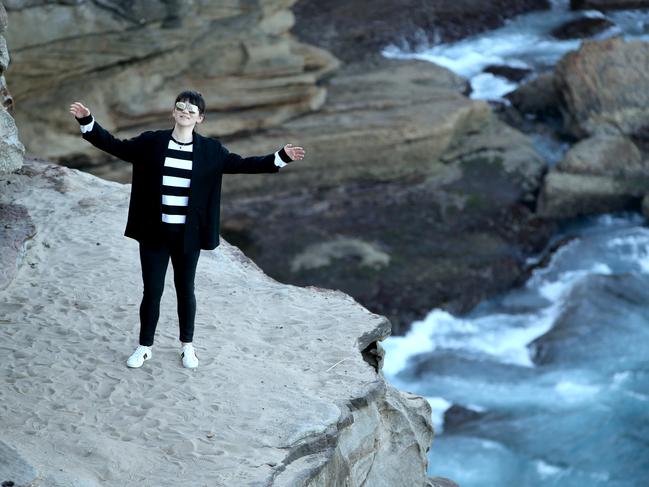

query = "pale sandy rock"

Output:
[[3, 0, 336, 160], [554, 38, 649, 137], [0, 158, 439, 486], [291, 237, 391, 273]]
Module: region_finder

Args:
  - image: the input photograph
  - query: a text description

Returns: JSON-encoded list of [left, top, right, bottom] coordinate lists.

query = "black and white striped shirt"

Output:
[[161, 136, 193, 231]]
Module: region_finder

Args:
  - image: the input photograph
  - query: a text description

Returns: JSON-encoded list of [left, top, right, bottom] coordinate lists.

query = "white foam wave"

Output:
[[554, 380, 601, 402], [535, 459, 564, 479]]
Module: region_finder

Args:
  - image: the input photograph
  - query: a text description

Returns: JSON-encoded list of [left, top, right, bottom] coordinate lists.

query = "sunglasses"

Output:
[[175, 101, 200, 114]]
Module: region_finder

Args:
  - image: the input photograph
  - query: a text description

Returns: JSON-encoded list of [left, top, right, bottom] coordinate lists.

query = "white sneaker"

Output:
[[126, 345, 152, 368], [181, 344, 199, 369]]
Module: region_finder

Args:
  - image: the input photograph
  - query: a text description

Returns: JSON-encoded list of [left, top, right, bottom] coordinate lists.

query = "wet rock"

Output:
[[443, 404, 486, 431], [571, 0, 649, 9], [506, 72, 561, 119], [550, 16, 615, 40], [642, 193, 649, 219], [483, 64, 533, 82], [529, 273, 649, 366]]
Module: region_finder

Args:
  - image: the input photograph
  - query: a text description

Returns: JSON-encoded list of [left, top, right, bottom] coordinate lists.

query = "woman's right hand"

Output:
[[69, 101, 90, 119]]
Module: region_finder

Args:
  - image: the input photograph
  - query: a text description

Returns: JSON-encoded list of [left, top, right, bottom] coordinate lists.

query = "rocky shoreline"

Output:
[[5, 1, 649, 339]]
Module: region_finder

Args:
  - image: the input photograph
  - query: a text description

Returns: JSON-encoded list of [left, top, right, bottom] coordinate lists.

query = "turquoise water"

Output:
[[383, 213, 649, 486], [380, 4, 649, 484]]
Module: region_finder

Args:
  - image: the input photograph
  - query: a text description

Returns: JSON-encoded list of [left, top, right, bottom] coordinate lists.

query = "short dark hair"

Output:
[[175, 90, 206, 115]]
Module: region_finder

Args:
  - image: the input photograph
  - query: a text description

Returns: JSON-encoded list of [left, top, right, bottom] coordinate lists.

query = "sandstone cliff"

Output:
[[0, 159, 450, 486], [4, 0, 337, 160]]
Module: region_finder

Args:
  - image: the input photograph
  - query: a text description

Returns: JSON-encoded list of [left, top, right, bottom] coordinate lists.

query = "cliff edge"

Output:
[[0, 159, 448, 486]]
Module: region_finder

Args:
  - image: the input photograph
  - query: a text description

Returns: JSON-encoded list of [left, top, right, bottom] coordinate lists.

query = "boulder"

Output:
[[554, 38, 649, 138], [538, 171, 643, 218], [550, 16, 615, 40], [556, 134, 645, 176], [538, 135, 649, 218]]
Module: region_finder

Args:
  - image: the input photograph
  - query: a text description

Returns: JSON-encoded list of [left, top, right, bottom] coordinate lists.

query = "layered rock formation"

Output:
[[0, 158, 454, 487], [4, 0, 338, 161]]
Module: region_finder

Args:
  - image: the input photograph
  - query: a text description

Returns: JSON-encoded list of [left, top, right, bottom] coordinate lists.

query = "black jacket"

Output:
[[77, 115, 290, 252]]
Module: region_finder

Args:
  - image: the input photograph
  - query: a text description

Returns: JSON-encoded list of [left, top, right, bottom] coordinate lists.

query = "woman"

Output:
[[68, 90, 305, 369]]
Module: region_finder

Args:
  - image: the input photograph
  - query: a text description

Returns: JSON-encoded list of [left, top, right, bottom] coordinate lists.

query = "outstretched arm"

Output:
[[221, 142, 306, 174], [69, 101, 148, 164]]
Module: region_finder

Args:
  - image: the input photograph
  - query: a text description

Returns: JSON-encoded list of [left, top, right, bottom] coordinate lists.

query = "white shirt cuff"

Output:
[[80, 118, 95, 133], [274, 151, 287, 168]]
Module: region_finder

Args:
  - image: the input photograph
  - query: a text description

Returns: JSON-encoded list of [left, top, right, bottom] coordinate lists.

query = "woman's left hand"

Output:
[[284, 143, 305, 161]]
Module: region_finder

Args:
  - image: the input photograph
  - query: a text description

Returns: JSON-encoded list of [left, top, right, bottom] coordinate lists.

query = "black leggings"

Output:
[[138, 228, 200, 346]]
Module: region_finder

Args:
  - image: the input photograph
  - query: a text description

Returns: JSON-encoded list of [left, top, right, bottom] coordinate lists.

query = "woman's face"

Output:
[[172, 99, 204, 128]]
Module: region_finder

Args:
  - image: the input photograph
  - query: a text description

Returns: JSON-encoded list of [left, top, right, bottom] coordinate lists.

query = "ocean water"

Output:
[[383, 214, 649, 486], [380, 3, 649, 484]]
